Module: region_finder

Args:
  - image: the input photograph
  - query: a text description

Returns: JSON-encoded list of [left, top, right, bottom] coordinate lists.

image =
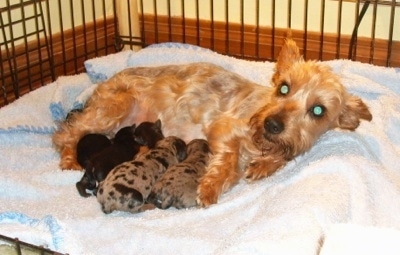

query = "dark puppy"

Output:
[[148, 139, 210, 209], [76, 120, 165, 197], [133, 119, 164, 148], [97, 136, 187, 214], [76, 133, 112, 170]]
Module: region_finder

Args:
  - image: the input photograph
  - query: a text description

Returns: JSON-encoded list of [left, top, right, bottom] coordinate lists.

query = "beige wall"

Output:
[[0, 0, 114, 45], [1, 0, 398, 46], [139, 0, 399, 40]]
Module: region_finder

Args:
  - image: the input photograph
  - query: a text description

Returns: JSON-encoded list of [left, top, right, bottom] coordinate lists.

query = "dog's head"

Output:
[[250, 36, 372, 160]]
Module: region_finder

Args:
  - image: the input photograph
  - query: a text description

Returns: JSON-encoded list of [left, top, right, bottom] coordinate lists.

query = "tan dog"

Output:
[[52, 37, 372, 207]]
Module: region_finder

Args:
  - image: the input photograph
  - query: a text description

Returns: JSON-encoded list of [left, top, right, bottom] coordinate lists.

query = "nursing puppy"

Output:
[[76, 125, 140, 197], [53, 36, 372, 207], [148, 139, 210, 209], [96, 136, 187, 214], [76, 120, 165, 197], [76, 133, 112, 171], [133, 119, 164, 149]]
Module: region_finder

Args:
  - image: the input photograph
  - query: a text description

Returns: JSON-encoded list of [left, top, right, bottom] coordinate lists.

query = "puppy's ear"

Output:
[[274, 36, 303, 75], [155, 119, 162, 129], [337, 95, 372, 130]]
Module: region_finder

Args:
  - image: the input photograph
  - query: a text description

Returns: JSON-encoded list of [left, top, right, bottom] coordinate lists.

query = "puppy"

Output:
[[76, 133, 112, 171], [76, 120, 165, 197], [76, 124, 140, 197], [148, 139, 210, 209], [53, 36, 372, 207], [133, 119, 164, 149], [96, 136, 187, 214]]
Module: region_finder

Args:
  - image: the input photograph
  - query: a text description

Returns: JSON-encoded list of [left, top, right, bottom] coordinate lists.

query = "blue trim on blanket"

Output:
[[0, 126, 56, 134], [49, 102, 66, 122], [0, 212, 63, 250], [146, 42, 213, 52]]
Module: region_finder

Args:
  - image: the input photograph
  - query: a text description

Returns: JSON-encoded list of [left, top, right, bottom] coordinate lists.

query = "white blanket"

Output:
[[0, 43, 400, 255]]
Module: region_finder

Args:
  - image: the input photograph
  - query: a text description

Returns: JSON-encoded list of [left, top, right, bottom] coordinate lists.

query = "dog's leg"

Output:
[[197, 119, 244, 207], [52, 75, 137, 170]]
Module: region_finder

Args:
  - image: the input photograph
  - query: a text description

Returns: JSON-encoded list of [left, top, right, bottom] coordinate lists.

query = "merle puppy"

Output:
[[75, 120, 165, 197], [96, 136, 187, 214], [148, 139, 210, 209]]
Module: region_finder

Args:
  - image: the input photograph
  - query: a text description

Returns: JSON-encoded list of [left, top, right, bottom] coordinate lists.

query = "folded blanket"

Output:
[[49, 73, 95, 122], [84, 50, 133, 83], [0, 43, 400, 255], [85, 43, 275, 85]]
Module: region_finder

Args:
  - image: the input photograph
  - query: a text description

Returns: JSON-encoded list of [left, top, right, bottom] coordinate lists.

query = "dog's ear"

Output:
[[274, 36, 303, 76], [337, 95, 372, 130]]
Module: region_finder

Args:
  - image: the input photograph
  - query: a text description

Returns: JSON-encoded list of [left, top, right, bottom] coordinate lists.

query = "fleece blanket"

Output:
[[1, 43, 400, 255]]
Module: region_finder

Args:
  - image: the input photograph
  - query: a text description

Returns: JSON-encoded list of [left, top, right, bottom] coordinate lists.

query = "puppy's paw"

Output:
[[147, 187, 173, 209]]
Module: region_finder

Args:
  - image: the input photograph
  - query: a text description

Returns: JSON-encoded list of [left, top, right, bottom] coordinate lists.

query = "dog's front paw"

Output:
[[244, 157, 286, 181], [196, 179, 220, 207], [244, 160, 269, 181]]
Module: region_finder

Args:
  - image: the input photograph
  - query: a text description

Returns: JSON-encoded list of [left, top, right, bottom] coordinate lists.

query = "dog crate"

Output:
[[1, 0, 399, 107], [0, 1, 399, 253], [0, 234, 67, 255]]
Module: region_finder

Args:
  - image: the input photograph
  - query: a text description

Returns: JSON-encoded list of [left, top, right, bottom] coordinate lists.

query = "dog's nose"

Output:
[[264, 117, 284, 134]]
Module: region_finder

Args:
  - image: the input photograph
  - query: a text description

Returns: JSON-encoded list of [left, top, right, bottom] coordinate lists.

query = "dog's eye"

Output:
[[310, 105, 326, 118], [279, 83, 290, 95]]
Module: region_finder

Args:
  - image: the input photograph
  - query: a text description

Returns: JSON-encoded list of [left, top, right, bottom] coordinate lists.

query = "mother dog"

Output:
[[53, 37, 372, 207]]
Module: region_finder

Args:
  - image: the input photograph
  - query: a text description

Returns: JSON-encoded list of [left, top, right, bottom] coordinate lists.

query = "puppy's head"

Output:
[[114, 124, 136, 143], [250, 36, 372, 160], [134, 119, 165, 148], [155, 136, 187, 162]]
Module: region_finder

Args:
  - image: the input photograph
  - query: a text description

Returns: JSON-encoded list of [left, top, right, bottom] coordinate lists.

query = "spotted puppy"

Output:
[[148, 139, 210, 209], [97, 136, 187, 214]]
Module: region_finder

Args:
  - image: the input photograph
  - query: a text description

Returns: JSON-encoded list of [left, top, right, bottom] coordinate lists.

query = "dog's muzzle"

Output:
[[264, 117, 284, 135]]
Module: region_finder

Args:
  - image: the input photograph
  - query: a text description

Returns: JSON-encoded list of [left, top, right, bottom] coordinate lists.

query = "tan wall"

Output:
[[139, 0, 399, 40], [0, 0, 114, 45]]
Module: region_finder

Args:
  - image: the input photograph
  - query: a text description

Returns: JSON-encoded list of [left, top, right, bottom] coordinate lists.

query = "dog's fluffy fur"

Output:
[[53, 37, 372, 207]]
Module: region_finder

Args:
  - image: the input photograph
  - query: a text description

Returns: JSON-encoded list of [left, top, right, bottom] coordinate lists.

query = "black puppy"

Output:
[[133, 119, 164, 148], [76, 134, 112, 169], [76, 120, 165, 197]]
